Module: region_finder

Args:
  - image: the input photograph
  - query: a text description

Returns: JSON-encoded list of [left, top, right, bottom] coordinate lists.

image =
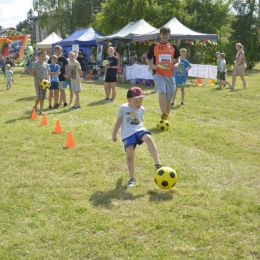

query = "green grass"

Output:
[[0, 67, 260, 259]]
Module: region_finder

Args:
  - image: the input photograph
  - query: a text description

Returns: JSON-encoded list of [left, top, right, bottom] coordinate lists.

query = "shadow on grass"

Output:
[[87, 99, 112, 107], [16, 96, 35, 102], [89, 177, 146, 208], [148, 189, 174, 202], [5, 115, 31, 124]]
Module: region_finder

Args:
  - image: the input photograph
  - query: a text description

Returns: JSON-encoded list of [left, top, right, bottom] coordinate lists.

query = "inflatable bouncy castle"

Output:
[[0, 29, 34, 66]]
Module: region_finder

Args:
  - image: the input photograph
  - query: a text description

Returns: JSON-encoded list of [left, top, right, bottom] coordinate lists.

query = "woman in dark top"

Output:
[[103, 47, 118, 102], [76, 51, 86, 79]]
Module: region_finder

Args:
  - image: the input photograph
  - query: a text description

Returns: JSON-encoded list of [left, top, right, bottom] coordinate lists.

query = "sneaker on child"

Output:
[[127, 178, 136, 187]]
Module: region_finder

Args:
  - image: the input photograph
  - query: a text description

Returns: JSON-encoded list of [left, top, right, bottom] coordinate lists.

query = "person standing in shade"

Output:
[[76, 51, 86, 80], [146, 26, 180, 120]]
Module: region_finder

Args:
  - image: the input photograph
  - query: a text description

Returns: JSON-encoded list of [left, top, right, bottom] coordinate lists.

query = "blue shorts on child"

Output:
[[123, 130, 150, 150], [50, 82, 59, 90]]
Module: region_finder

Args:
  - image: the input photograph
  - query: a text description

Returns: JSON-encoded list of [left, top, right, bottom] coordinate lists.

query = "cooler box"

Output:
[[136, 78, 143, 84], [145, 79, 154, 86]]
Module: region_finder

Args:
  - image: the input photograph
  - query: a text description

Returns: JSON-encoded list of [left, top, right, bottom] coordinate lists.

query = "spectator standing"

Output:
[[103, 47, 118, 102], [171, 48, 192, 106], [231, 43, 246, 89], [4, 64, 14, 90], [50, 45, 68, 107], [31, 50, 49, 115], [76, 51, 86, 80]]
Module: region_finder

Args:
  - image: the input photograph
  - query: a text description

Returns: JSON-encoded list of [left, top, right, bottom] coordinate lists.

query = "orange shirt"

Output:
[[147, 42, 180, 77]]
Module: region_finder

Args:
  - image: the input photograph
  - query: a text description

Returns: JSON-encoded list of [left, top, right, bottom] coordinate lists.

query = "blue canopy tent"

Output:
[[52, 27, 105, 63]]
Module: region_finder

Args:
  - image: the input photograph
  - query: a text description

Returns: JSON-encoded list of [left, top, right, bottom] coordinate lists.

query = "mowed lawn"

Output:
[[0, 67, 259, 260]]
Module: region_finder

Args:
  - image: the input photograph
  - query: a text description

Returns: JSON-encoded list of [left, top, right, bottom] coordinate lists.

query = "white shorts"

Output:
[[153, 74, 176, 100], [58, 81, 66, 90], [6, 78, 12, 85], [71, 83, 82, 93]]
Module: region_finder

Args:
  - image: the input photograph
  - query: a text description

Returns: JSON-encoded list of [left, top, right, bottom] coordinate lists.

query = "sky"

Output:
[[0, 0, 34, 29]]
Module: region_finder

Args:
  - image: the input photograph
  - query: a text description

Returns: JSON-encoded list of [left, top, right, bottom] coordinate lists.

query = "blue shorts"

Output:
[[49, 82, 59, 90], [65, 79, 71, 88], [176, 82, 186, 88], [123, 130, 150, 150]]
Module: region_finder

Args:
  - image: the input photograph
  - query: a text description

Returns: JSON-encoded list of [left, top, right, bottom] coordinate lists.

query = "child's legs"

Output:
[[59, 89, 66, 104], [34, 98, 41, 109], [104, 82, 110, 98], [110, 82, 116, 99], [180, 87, 185, 102], [49, 89, 53, 105], [70, 88, 73, 104], [172, 88, 178, 102], [125, 145, 135, 179], [74, 91, 80, 106], [54, 89, 59, 104], [39, 98, 44, 111], [141, 134, 160, 165]]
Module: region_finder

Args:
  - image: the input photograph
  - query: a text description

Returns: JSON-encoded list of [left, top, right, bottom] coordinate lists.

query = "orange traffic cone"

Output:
[[55, 120, 62, 134], [66, 131, 76, 148], [41, 114, 48, 126], [31, 109, 37, 120]]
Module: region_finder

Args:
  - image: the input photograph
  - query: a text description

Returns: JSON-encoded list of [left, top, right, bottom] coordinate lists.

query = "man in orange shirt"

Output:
[[146, 26, 180, 120]]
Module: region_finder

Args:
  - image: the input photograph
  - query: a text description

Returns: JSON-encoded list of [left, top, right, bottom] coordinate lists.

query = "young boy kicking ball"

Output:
[[112, 86, 162, 187]]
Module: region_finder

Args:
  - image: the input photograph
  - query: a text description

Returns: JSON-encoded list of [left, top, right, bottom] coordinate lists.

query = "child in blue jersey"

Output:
[[48, 55, 61, 109], [4, 64, 14, 90], [112, 86, 162, 187], [171, 48, 191, 106]]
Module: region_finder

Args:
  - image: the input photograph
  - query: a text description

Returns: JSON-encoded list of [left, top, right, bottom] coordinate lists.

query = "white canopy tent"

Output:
[[132, 17, 218, 41], [96, 19, 157, 42], [36, 32, 63, 49]]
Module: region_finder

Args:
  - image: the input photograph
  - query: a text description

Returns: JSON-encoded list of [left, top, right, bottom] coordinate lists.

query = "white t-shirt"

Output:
[[117, 103, 147, 140], [69, 60, 81, 84], [220, 59, 227, 72]]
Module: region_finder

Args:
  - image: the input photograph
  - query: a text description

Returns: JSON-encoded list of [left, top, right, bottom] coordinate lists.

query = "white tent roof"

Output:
[[132, 17, 218, 41], [36, 32, 63, 49], [96, 19, 157, 42]]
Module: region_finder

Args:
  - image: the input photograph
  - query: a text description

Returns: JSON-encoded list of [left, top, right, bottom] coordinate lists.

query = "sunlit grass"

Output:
[[0, 67, 259, 259]]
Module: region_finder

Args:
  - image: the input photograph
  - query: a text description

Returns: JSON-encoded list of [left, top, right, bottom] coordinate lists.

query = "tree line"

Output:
[[2, 0, 260, 68]]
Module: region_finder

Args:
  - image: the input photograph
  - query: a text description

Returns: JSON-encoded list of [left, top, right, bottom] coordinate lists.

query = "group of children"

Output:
[[31, 46, 83, 115]]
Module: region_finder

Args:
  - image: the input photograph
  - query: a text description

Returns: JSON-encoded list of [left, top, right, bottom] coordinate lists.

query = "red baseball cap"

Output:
[[127, 87, 144, 98]]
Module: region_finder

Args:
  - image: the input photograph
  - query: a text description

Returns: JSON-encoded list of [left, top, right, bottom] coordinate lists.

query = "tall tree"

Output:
[[230, 0, 260, 68], [16, 9, 36, 44], [32, 0, 104, 37]]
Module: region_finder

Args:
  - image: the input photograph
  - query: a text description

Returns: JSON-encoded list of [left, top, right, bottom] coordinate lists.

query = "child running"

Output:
[[4, 64, 14, 90], [218, 53, 232, 89], [112, 86, 162, 187]]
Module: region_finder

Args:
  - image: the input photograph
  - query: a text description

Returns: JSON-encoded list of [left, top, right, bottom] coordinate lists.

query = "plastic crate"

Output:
[[145, 79, 154, 86]]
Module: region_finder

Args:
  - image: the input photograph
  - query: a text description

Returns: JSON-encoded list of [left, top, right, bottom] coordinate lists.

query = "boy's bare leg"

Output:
[[126, 145, 135, 179], [142, 134, 161, 165]]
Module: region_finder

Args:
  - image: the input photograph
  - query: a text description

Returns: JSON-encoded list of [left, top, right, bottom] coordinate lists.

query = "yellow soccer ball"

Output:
[[154, 167, 178, 190], [41, 79, 50, 90], [157, 120, 170, 131]]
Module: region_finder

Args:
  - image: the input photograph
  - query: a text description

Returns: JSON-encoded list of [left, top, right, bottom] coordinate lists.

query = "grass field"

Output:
[[0, 67, 259, 260]]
